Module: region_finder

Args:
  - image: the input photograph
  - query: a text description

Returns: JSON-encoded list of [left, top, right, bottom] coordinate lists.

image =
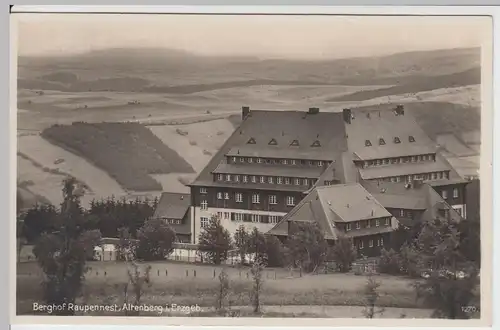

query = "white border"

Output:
[[9, 5, 498, 330]]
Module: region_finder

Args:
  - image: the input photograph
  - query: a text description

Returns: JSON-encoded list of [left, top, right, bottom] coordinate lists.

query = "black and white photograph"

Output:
[[12, 10, 491, 323]]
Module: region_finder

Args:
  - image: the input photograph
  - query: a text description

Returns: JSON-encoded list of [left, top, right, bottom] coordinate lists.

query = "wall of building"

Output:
[[353, 233, 392, 258], [432, 183, 468, 217]]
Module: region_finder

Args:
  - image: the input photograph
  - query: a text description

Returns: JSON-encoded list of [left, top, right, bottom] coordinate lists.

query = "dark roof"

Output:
[[213, 163, 325, 178], [152, 192, 191, 235], [345, 106, 438, 160], [190, 109, 348, 187]]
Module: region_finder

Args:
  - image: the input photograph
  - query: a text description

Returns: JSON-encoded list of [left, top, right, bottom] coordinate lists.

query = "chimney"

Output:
[[242, 106, 250, 120], [308, 107, 320, 114], [343, 108, 352, 124]]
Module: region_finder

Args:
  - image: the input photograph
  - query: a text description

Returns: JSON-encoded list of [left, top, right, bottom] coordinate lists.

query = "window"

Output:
[[391, 158, 398, 164], [200, 187, 207, 194], [232, 157, 237, 163], [439, 172, 444, 179], [376, 159, 381, 166], [303, 179, 309, 186], [377, 239, 380, 247], [453, 188, 459, 198], [269, 215, 279, 224], [311, 140, 321, 147], [385, 218, 390, 226], [217, 174, 223, 181], [366, 220, 371, 228], [260, 176, 265, 184], [252, 194, 260, 204], [380, 238, 384, 246], [268, 138, 278, 145], [247, 137, 256, 144], [251, 176, 257, 183], [235, 175, 240, 182], [394, 137, 401, 144], [431, 173, 437, 180], [359, 240, 364, 249], [252, 214, 261, 223], [277, 177, 283, 184], [294, 178, 301, 185], [234, 213, 244, 221], [356, 222, 361, 229], [308, 160, 314, 166], [291, 159, 296, 165], [391, 177, 397, 183], [200, 200, 208, 210], [399, 209, 405, 217], [268, 176, 274, 184], [239, 157, 244, 163], [243, 175, 248, 183], [200, 217, 209, 228], [286, 196, 295, 206], [442, 190, 448, 199], [226, 174, 231, 182], [318, 161, 323, 167], [396, 176, 401, 183], [248, 157, 253, 163], [282, 159, 288, 165], [224, 193, 229, 200], [376, 219, 380, 227], [290, 140, 300, 146], [217, 212, 223, 219], [409, 136, 415, 142], [269, 195, 277, 205], [383, 159, 389, 165], [346, 223, 351, 231], [217, 192, 222, 200], [369, 240, 374, 248], [224, 212, 230, 220], [257, 158, 262, 163], [379, 138, 386, 145], [285, 178, 290, 185], [235, 193, 243, 203], [365, 140, 372, 147], [411, 156, 416, 163]]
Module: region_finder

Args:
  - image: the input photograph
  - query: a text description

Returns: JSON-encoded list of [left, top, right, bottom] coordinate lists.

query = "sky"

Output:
[[15, 14, 491, 60]]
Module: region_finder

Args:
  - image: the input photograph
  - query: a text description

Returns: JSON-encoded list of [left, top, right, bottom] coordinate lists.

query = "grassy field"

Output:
[[17, 260, 429, 317], [41, 122, 195, 192]]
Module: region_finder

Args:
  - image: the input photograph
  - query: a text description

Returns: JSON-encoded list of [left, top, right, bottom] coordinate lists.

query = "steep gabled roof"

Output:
[[190, 109, 348, 187], [151, 192, 191, 234]]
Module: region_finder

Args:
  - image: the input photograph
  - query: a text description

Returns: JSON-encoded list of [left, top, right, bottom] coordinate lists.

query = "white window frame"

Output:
[[380, 238, 384, 246], [232, 157, 237, 163], [282, 159, 288, 165], [286, 196, 295, 206], [200, 200, 208, 210], [251, 214, 261, 223], [399, 209, 405, 217], [243, 175, 248, 183], [217, 192, 222, 200], [366, 220, 371, 228], [453, 188, 459, 198], [224, 212, 230, 220], [200, 187, 207, 194], [251, 176, 257, 183], [369, 240, 374, 248], [294, 178, 301, 185], [268, 176, 274, 184], [257, 158, 262, 163], [217, 174, 223, 181], [235, 175, 240, 182], [226, 174, 231, 182], [239, 157, 244, 163], [303, 178, 309, 186], [376, 159, 381, 166], [269, 195, 277, 205], [285, 178, 290, 185], [356, 222, 360, 229], [359, 240, 364, 249], [277, 177, 283, 184], [385, 218, 390, 226], [442, 190, 448, 199], [346, 223, 351, 231], [235, 193, 243, 203], [248, 157, 253, 163], [260, 176, 265, 184], [269, 215, 279, 224], [318, 161, 323, 167], [376, 219, 380, 227], [224, 193, 229, 200], [200, 217, 209, 228], [252, 194, 260, 204], [234, 213, 244, 222], [291, 159, 296, 165]]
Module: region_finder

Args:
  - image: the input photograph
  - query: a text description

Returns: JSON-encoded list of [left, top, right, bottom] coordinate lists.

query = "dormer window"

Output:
[[365, 140, 372, 147], [409, 136, 415, 142], [311, 140, 321, 147], [394, 137, 401, 144], [379, 138, 386, 146], [268, 138, 278, 145], [247, 137, 256, 144], [290, 140, 300, 147]]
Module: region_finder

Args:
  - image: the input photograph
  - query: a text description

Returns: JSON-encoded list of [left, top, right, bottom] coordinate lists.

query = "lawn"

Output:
[[40, 122, 195, 192], [17, 261, 426, 317]]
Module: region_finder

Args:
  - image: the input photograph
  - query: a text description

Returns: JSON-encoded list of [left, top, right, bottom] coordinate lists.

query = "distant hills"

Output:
[[17, 46, 481, 94]]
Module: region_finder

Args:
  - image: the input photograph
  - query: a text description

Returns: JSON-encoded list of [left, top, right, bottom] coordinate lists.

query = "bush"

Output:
[[378, 248, 401, 275], [41, 122, 194, 191]]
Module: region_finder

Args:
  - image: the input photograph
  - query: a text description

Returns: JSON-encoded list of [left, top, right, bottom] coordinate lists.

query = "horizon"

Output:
[[15, 14, 489, 60]]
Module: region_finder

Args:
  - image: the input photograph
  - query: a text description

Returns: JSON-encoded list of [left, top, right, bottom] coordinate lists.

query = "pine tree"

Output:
[[198, 215, 232, 265]]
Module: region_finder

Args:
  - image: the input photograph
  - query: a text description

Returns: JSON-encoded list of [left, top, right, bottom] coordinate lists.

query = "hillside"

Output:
[[18, 47, 480, 92]]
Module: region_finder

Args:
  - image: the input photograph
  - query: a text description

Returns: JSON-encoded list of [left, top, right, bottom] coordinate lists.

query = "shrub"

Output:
[[378, 248, 401, 275]]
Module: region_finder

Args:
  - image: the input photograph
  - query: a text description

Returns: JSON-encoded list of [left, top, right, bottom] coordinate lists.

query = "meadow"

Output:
[[17, 260, 432, 318]]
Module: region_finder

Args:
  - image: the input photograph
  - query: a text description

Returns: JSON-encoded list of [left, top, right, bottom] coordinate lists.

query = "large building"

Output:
[[186, 105, 469, 245]]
